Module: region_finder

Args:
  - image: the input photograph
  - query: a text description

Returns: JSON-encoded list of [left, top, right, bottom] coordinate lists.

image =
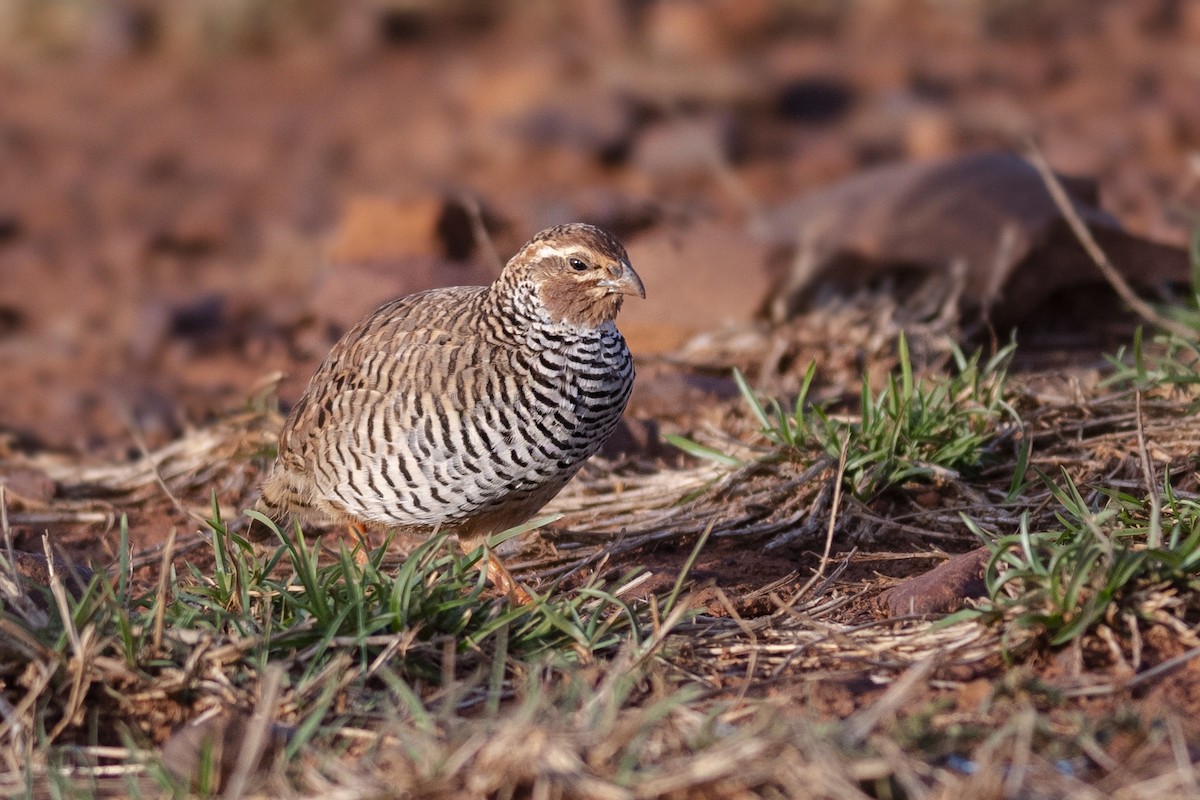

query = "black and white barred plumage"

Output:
[[257, 224, 644, 588]]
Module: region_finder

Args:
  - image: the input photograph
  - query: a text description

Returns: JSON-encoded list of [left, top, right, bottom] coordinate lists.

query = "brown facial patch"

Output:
[[537, 273, 623, 327]]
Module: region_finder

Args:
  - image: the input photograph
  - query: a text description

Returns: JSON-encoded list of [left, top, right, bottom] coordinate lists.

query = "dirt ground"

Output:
[[4, 1, 1200, 785]]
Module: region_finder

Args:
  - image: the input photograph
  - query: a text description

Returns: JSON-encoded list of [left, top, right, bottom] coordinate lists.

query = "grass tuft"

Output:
[[965, 467, 1200, 649], [673, 334, 1018, 499], [1104, 326, 1200, 393]]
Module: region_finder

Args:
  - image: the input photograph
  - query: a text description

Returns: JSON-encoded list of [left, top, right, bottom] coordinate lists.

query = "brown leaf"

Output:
[[877, 547, 989, 617], [765, 152, 1189, 327]]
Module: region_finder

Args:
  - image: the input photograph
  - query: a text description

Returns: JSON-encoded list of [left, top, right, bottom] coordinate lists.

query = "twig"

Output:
[[842, 657, 937, 745], [42, 534, 82, 656], [0, 488, 42, 627], [1126, 644, 1200, 691], [1166, 715, 1200, 797], [1134, 392, 1162, 549], [795, 436, 849, 600], [711, 588, 757, 708], [1025, 140, 1197, 339], [223, 665, 284, 800], [152, 528, 177, 651]]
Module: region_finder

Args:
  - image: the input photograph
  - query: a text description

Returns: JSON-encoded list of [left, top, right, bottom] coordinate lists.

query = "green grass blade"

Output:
[[664, 433, 743, 466]]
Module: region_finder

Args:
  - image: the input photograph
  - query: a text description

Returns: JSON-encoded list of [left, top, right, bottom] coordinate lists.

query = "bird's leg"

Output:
[[348, 521, 371, 565], [481, 547, 533, 605]]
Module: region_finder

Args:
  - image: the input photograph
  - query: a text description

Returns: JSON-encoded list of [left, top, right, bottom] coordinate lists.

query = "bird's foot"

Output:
[[348, 522, 371, 566], [484, 549, 534, 605]]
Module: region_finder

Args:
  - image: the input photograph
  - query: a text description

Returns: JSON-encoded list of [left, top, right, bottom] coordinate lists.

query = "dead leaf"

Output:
[[877, 547, 989, 617], [764, 152, 1189, 328]]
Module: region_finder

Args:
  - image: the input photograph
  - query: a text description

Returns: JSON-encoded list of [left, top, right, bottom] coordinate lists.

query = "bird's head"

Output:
[[509, 223, 646, 328]]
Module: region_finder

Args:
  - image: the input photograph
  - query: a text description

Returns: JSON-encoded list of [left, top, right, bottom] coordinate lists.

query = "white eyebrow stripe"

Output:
[[530, 243, 571, 260]]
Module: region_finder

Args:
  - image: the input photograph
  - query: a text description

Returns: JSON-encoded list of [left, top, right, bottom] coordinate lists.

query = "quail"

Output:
[[257, 223, 645, 602]]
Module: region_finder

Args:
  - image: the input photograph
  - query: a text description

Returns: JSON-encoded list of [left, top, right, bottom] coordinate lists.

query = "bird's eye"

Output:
[[568, 257, 588, 271]]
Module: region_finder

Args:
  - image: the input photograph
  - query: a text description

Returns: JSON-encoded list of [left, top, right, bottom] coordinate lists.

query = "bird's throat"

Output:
[[537, 282, 622, 328]]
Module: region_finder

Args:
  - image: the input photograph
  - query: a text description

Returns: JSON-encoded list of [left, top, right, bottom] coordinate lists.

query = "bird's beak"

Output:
[[600, 261, 646, 299]]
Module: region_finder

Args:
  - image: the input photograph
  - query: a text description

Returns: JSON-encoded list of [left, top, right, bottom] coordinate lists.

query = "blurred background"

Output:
[[1, 0, 1199, 454]]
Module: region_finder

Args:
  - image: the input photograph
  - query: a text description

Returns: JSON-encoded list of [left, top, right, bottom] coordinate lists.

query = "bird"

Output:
[[257, 223, 645, 602]]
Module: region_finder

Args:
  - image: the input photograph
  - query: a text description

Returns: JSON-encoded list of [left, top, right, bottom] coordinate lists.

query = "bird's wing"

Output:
[[292, 289, 524, 522]]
